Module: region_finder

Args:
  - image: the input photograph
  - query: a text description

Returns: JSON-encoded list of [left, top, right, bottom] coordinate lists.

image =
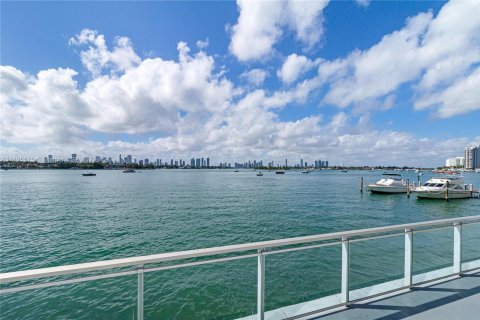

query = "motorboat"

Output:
[[256, 172, 263, 176], [413, 174, 474, 199], [234, 169, 239, 172], [302, 170, 310, 174], [367, 173, 407, 194], [275, 171, 285, 174], [82, 172, 96, 176], [123, 169, 136, 173]]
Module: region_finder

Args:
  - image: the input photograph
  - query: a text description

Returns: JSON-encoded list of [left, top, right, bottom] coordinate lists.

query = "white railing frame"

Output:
[[1, 215, 479, 319]]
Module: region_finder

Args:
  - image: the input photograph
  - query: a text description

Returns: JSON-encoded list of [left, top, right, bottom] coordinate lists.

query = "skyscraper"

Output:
[[206, 158, 210, 168], [465, 146, 479, 169]]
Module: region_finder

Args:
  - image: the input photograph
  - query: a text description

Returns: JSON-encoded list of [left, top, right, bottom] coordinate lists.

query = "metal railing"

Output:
[[1, 215, 480, 320]]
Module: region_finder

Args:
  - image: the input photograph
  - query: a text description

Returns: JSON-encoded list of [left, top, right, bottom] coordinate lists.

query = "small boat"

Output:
[[82, 172, 96, 176], [256, 172, 263, 176], [234, 169, 239, 172], [341, 170, 348, 173], [413, 174, 475, 199], [123, 169, 136, 173], [275, 171, 285, 174], [302, 170, 310, 174], [367, 173, 407, 194]]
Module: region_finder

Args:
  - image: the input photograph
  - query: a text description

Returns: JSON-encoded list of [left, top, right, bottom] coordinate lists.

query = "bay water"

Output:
[[1, 169, 479, 319]]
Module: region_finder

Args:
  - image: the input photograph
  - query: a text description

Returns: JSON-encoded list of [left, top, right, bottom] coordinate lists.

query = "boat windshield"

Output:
[[434, 184, 445, 187]]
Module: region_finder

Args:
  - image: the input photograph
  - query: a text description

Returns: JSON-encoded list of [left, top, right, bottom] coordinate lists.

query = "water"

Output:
[[1, 169, 479, 319]]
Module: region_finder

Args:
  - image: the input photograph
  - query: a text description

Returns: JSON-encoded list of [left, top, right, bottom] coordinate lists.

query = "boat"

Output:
[[302, 170, 310, 174], [275, 171, 285, 174], [367, 173, 408, 194], [82, 172, 96, 176], [234, 169, 239, 172], [341, 170, 348, 173], [413, 174, 474, 199], [256, 172, 263, 176], [123, 169, 136, 173]]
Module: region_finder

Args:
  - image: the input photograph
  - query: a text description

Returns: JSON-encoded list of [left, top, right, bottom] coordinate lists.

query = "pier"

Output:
[[1, 215, 480, 319]]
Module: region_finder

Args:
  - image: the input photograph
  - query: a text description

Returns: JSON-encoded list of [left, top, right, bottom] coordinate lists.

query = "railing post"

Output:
[[341, 237, 350, 304], [453, 222, 462, 275], [404, 228, 413, 287], [257, 249, 266, 320], [137, 265, 144, 320]]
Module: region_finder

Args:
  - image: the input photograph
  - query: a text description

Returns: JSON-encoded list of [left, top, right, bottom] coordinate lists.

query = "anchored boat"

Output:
[[82, 172, 96, 176], [413, 174, 475, 199], [367, 173, 407, 194]]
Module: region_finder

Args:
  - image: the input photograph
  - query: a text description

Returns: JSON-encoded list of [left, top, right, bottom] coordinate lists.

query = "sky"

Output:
[[1, 0, 479, 167]]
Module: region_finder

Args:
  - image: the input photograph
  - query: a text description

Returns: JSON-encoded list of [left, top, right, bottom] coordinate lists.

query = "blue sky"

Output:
[[1, 0, 479, 166]]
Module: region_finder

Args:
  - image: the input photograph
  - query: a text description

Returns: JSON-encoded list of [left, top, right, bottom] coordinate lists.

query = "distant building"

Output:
[[446, 157, 465, 167], [465, 146, 479, 169], [191, 158, 195, 168], [207, 158, 210, 168], [196, 158, 201, 167]]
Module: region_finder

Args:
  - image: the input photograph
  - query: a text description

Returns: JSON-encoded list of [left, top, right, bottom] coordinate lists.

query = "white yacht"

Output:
[[367, 173, 408, 194], [413, 175, 474, 199]]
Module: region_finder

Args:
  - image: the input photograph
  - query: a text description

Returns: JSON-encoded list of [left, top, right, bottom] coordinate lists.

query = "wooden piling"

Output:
[[445, 180, 449, 201], [360, 177, 364, 193], [407, 179, 410, 197]]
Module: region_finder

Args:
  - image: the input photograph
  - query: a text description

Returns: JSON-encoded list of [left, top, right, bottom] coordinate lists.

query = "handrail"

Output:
[[2, 215, 479, 284]]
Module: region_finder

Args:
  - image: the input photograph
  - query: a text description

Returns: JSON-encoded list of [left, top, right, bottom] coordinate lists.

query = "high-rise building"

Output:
[[300, 159, 303, 168], [207, 158, 210, 168], [196, 158, 201, 167], [191, 158, 195, 168], [285, 159, 288, 167], [119, 154, 122, 164], [126, 155, 132, 164], [465, 146, 479, 169], [71, 154, 77, 162]]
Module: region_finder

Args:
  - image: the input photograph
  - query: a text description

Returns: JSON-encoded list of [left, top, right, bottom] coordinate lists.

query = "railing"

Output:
[[1, 215, 480, 320]]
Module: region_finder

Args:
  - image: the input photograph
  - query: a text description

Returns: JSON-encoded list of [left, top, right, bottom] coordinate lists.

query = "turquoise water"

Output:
[[1, 169, 479, 319]]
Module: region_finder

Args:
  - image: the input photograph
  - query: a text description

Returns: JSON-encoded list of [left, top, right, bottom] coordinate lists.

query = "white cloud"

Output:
[[229, 0, 329, 61], [241, 69, 269, 86], [70, 29, 141, 77], [415, 67, 480, 118], [355, 0, 371, 8], [319, 0, 480, 118], [277, 54, 319, 84], [196, 38, 210, 49]]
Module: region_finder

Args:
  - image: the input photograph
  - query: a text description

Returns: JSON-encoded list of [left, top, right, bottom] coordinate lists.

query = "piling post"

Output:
[[360, 177, 364, 193], [445, 180, 449, 201], [407, 179, 410, 197]]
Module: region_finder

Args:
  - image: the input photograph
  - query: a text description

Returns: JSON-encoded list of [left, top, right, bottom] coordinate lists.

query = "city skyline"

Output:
[[1, 0, 480, 167]]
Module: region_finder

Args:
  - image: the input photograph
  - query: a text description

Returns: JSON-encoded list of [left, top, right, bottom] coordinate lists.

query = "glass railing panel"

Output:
[[0, 275, 137, 319], [412, 227, 453, 282], [462, 222, 480, 270], [349, 235, 404, 300], [144, 257, 257, 319], [264, 245, 341, 317]]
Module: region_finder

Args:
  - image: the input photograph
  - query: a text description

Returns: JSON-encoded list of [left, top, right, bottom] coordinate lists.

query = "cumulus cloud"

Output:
[[229, 0, 329, 61], [277, 54, 320, 84], [241, 69, 269, 86], [317, 0, 480, 118], [70, 28, 141, 76]]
